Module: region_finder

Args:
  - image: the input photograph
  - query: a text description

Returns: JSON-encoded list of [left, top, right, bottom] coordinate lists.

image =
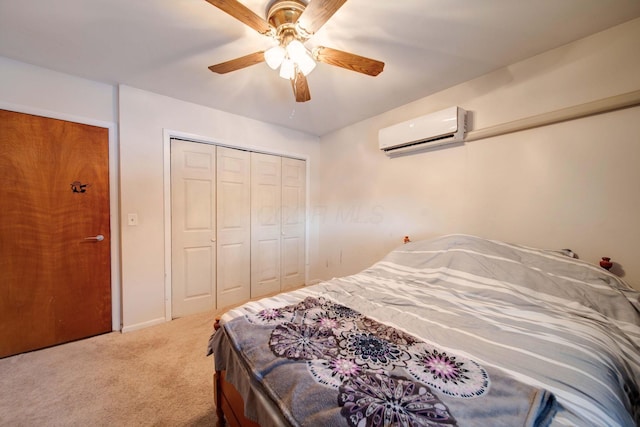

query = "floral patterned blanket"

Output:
[[215, 295, 556, 426]]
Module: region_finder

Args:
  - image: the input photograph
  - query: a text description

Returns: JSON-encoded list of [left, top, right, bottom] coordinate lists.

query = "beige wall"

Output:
[[314, 18, 640, 290]]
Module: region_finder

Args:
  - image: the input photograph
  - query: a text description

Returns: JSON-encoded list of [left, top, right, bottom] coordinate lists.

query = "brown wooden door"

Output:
[[0, 109, 111, 358]]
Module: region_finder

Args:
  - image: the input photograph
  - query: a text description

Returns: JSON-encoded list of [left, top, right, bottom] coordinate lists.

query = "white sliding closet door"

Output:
[[171, 140, 217, 318], [171, 141, 305, 314], [251, 153, 282, 298], [216, 146, 251, 309], [281, 157, 306, 291]]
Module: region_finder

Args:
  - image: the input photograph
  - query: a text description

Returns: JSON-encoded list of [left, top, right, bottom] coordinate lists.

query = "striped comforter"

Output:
[[214, 234, 640, 426]]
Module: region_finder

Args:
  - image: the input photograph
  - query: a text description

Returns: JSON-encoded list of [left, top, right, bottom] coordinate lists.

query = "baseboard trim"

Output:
[[121, 317, 167, 333]]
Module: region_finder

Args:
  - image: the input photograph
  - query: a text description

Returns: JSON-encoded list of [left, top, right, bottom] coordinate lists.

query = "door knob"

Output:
[[85, 235, 104, 242]]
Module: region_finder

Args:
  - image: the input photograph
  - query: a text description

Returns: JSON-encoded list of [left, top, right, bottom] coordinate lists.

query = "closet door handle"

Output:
[[85, 234, 104, 242]]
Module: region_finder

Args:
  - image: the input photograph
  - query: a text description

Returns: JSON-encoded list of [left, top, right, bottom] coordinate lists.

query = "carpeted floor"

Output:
[[0, 310, 218, 426]]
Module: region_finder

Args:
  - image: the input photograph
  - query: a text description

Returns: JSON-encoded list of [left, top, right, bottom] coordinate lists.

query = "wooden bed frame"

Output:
[[213, 317, 259, 427]]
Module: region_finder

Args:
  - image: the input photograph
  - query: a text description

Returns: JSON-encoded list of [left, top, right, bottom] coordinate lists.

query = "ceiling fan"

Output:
[[205, 0, 385, 102]]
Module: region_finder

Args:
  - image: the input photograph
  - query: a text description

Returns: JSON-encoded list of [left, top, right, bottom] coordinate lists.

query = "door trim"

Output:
[[162, 129, 310, 321], [0, 101, 122, 332]]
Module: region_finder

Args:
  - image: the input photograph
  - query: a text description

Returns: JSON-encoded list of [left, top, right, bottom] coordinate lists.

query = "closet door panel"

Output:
[[281, 157, 306, 290], [217, 147, 251, 309], [171, 140, 216, 317], [251, 153, 282, 298]]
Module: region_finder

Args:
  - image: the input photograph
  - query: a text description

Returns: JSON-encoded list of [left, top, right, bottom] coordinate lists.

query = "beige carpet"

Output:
[[0, 310, 219, 426]]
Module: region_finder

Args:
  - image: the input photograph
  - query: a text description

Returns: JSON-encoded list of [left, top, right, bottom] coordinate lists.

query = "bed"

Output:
[[208, 234, 640, 427]]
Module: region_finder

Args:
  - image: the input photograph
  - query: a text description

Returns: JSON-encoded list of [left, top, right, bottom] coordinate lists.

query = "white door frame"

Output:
[[162, 129, 310, 321]]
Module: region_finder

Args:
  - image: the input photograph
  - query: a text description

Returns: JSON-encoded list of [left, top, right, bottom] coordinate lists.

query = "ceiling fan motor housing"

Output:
[[267, 0, 310, 42]]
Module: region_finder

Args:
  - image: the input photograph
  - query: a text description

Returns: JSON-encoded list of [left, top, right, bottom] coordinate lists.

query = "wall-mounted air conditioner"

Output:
[[379, 107, 467, 156]]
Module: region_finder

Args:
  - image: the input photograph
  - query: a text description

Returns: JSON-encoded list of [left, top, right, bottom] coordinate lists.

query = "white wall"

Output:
[[0, 58, 322, 332], [315, 18, 640, 290], [0, 56, 123, 329], [3, 15, 638, 332], [118, 85, 321, 331], [0, 56, 116, 123]]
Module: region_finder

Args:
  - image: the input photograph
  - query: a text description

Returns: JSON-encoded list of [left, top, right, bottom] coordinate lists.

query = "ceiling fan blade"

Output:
[[205, 0, 272, 34], [297, 0, 347, 35], [314, 46, 384, 76], [291, 71, 311, 102], [208, 51, 265, 74]]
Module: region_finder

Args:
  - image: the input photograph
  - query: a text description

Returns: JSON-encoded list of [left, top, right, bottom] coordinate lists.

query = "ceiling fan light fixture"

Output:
[[286, 40, 306, 61], [206, 0, 384, 102], [264, 45, 285, 69], [279, 58, 295, 79], [297, 51, 316, 76], [286, 39, 316, 76]]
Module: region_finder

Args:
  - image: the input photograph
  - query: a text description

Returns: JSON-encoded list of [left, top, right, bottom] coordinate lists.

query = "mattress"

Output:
[[210, 234, 640, 426]]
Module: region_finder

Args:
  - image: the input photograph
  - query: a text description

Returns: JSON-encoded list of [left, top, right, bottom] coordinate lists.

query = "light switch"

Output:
[[127, 213, 138, 226]]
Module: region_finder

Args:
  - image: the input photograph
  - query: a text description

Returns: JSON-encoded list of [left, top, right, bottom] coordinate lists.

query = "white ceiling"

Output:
[[1, 0, 639, 136]]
